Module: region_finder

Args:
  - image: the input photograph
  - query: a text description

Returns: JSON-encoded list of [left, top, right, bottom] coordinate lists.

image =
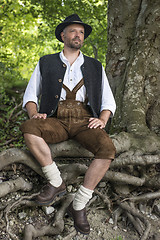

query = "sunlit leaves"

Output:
[[0, 0, 108, 88]]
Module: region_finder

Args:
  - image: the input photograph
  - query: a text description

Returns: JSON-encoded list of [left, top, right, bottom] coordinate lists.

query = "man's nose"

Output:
[[75, 31, 81, 37]]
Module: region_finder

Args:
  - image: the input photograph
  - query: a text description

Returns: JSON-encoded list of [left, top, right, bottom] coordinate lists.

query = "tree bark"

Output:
[[107, 0, 160, 136]]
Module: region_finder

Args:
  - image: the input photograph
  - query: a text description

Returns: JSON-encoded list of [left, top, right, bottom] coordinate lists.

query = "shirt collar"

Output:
[[59, 50, 84, 67]]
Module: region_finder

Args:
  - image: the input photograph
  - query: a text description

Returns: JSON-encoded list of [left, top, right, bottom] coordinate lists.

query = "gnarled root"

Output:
[[117, 200, 151, 240], [23, 194, 74, 240], [0, 177, 32, 198], [3, 193, 38, 240], [0, 132, 160, 239]]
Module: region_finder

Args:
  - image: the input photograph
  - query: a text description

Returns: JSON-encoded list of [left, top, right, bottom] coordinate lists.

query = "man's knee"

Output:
[[94, 158, 111, 166], [23, 133, 42, 145], [24, 132, 36, 140], [24, 132, 30, 140], [94, 140, 116, 160]]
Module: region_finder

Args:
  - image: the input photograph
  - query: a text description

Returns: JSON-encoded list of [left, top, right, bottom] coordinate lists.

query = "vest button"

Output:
[[58, 79, 62, 83], [63, 64, 66, 67], [55, 95, 59, 99]]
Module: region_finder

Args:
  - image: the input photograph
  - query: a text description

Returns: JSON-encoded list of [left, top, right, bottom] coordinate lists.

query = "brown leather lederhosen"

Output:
[[57, 78, 91, 125], [20, 79, 116, 160]]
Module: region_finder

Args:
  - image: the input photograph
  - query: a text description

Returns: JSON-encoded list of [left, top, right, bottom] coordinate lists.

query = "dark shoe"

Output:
[[67, 202, 90, 235], [35, 182, 66, 206]]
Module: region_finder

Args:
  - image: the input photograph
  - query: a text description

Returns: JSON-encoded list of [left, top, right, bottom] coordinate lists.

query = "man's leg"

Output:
[[67, 127, 115, 234], [67, 158, 111, 235], [72, 158, 111, 210], [73, 127, 115, 207], [21, 118, 68, 205], [83, 158, 111, 190], [24, 133, 66, 205], [24, 133, 53, 167]]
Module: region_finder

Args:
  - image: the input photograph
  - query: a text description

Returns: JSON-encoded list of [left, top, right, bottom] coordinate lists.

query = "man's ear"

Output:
[[61, 31, 64, 42]]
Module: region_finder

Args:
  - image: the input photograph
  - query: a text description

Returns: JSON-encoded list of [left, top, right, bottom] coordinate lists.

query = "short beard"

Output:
[[64, 37, 83, 49], [70, 42, 82, 49]]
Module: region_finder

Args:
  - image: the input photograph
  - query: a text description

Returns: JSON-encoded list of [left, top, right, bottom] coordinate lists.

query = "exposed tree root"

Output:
[[111, 153, 160, 168], [1, 149, 160, 189], [0, 133, 160, 239], [104, 170, 145, 186], [23, 194, 74, 240], [117, 200, 151, 240], [111, 132, 160, 154], [1, 146, 160, 175], [123, 190, 160, 202], [4, 193, 39, 240], [0, 148, 43, 176], [112, 207, 123, 229], [94, 189, 111, 210], [125, 211, 143, 235], [0, 177, 32, 198]]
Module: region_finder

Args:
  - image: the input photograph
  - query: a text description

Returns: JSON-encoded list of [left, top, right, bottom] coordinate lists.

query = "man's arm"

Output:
[[26, 101, 47, 119], [88, 110, 111, 129], [23, 62, 42, 112]]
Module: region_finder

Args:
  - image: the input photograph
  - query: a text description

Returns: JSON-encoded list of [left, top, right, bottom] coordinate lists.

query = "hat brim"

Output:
[[55, 21, 92, 42]]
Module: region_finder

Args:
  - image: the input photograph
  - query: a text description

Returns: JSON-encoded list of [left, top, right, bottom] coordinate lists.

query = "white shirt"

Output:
[[23, 51, 116, 115]]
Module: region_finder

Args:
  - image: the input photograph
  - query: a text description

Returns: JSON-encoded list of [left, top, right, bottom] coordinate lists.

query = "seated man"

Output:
[[20, 14, 116, 235]]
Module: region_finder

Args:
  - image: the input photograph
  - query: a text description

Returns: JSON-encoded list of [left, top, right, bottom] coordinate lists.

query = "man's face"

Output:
[[61, 24, 85, 49]]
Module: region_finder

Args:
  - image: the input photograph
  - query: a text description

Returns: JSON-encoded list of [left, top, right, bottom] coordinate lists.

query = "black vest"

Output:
[[39, 53, 102, 117]]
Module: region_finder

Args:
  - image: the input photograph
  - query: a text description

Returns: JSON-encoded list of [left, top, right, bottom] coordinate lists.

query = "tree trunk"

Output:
[[106, 0, 160, 137]]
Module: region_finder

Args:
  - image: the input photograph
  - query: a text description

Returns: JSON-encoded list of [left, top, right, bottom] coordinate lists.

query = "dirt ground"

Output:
[[0, 193, 139, 240], [1, 187, 160, 240], [1, 193, 160, 240], [0, 162, 160, 240]]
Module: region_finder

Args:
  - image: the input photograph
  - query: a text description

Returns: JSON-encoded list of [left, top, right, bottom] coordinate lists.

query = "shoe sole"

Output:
[[67, 207, 90, 235], [35, 189, 66, 206]]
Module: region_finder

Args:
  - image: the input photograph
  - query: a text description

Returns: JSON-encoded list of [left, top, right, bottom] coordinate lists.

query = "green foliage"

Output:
[[0, 0, 108, 85], [31, 0, 108, 64], [0, 87, 27, 151], [32, 0, 107, 62], [0, 0, 45, 83]]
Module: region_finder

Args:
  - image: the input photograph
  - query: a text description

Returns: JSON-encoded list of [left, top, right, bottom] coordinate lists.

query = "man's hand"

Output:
[[31, 113, 47, 119], [88, 117, 106, 129], [25, 102, 47, 119], [88, 110, 111, 129]]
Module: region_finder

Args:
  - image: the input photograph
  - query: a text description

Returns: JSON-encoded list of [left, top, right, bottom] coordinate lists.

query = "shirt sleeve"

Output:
[[101, 66, 116, 116], [22, 61, 42, 111]]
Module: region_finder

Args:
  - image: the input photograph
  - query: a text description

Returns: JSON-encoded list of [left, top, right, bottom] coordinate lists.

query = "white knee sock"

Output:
[[73, 185, 94, 211], [42, 162, 62, 187]]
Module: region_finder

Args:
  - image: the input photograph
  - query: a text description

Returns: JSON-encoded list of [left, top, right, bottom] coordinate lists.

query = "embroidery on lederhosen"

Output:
[[57, 78, 90, 122]]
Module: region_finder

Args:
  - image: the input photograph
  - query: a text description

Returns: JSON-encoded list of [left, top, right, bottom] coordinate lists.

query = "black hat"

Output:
[[55, 14, 92, 42]]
